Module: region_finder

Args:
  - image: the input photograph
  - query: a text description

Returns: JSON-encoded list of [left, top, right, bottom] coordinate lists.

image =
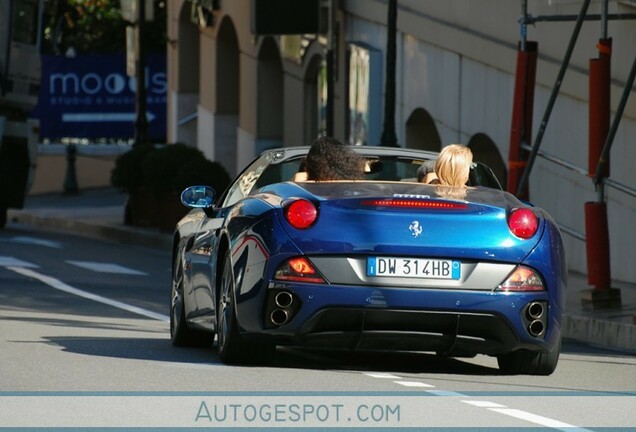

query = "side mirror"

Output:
[[181, 185, 216, 208]]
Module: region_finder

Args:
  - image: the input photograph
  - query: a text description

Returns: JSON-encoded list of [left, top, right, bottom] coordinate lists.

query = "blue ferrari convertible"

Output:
[[170, 146, 565, 375]]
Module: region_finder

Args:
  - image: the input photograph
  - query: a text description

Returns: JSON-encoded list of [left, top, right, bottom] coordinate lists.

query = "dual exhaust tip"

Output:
[[270, 291, 294, 326], [526, 301, 545, 337]]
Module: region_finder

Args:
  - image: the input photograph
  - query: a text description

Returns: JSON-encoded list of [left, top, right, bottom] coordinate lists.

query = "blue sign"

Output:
[[33, 54, 166, 141]]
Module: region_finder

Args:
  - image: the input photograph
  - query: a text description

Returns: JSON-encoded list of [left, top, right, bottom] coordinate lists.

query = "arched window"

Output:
[[467, 133, 507, 187], [405, 108, 441, 151]]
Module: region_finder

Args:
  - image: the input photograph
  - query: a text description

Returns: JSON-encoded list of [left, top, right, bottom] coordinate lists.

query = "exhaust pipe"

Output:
[[524, 301, 546, 337], [528, 319, 545, 337], [275, 291, 294, 308], [270, 309, 289, 326], [526, 302, 544, 320]]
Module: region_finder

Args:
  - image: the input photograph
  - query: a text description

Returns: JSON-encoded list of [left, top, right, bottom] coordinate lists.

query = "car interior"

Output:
[[259, 156, 502, 190]]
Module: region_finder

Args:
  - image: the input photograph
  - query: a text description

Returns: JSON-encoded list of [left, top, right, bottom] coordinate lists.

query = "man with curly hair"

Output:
[[305, 137, 364, 181]]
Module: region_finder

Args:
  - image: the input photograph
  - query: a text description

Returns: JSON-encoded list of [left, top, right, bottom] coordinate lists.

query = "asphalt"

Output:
[[6, 187, 636, 354]]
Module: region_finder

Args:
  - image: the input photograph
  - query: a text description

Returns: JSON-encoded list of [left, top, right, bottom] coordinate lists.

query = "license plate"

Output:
[[367, 257, 461, 280]]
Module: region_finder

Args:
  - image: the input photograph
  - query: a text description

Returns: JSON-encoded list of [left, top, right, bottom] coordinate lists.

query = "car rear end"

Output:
[[239, 182, 565, 366]]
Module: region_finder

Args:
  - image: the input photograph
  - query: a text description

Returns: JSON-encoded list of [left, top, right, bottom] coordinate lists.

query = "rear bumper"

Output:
[[290, 308, 520, 355], [237, 282, 562, 356]]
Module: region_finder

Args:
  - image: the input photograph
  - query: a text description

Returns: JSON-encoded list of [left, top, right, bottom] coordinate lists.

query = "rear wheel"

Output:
[[170, 252, 211, 347], [497, 338, 561, 375], [216, 252, 274, 364]]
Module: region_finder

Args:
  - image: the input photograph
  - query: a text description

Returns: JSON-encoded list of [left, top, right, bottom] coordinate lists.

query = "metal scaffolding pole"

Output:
[[522, 13, 636, 24], [595, 52, 636, 188], [520, 0, 527, 50], [516, 0, 591, 196]]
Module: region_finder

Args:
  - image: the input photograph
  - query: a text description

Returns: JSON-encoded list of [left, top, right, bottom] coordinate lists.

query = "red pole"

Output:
[[508, 41, 537, 201], [585, 202, 611, 289], [588, 38, 611, 178], [585, 38, 612, 290]]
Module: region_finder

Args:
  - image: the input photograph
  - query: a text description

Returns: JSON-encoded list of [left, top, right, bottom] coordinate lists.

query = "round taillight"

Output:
[[284, 199, 317, 229], [508, 208, 539, 239]]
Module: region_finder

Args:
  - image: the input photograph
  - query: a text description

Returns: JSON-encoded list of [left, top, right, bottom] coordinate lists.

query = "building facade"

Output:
[[167, 0, 636, 285]]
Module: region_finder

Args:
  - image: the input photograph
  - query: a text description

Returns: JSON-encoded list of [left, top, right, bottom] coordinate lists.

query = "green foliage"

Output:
[[110, 145, 153, 193], [67, 0, 126, 53], [42, 0, 167, 55], [176, 158, 232, 194], [141, 144, 206, 195], [112, 143, 231, 196]]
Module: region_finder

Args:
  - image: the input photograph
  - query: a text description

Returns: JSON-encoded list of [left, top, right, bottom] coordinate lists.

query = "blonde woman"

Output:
[[435, 144, 473, 187]]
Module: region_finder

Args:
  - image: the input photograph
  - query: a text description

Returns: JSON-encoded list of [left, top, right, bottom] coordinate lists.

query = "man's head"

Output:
[[306, 137, 364, 181]]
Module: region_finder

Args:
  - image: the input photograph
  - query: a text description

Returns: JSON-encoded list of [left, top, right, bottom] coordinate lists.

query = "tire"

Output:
[[497, 338, 561, 375], [216, 252, 274, 365], [170, 251, 211, 347]]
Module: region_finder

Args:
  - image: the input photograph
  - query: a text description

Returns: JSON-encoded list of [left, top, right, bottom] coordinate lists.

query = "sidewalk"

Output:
[[7, 187, 172, 250], [6, 187, 636, 354]]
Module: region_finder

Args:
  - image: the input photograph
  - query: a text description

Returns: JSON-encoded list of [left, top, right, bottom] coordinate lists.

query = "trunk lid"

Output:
[[278, 182, 543, 263]]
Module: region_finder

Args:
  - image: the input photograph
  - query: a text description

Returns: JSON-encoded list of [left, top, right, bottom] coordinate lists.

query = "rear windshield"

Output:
[[222, 153, 502, 207], [256, 156, 501, 188]]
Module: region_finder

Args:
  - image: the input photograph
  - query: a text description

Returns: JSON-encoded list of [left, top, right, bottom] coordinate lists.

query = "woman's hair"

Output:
[[305, 137, 364, 181], [434, 144, 473, 187]]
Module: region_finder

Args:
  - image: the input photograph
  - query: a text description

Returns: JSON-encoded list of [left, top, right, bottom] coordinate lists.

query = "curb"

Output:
[[563, 314, 636, 354], [7, 210, 173, 251]]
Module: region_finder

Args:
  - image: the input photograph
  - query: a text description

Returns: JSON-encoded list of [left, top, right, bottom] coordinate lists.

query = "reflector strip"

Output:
[[361, 199, 467, 209], [274, 274, 326, 284]]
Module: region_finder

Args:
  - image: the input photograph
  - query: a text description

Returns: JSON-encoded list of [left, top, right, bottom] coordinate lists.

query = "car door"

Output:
[[189, 153, 276, 325]]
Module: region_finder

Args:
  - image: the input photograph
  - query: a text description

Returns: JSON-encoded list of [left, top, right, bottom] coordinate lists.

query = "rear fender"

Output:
[[519, 214, 566, 342]]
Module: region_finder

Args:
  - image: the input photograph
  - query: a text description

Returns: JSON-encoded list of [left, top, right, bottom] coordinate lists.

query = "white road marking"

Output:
[[8, 266, 169, 322], [426, 390, 467, 396], [66, 261, 148, 276], [461, 400, 591, 431], [363, 372, 436, 388], [488, 407, 590, 431], [462, 400, 505, 408], [393, 381, 435, 388], [363, 372, 402, 379], [362, 369, 591, 430], [2, 236, 63, 248], [0, 256, 39, 268]]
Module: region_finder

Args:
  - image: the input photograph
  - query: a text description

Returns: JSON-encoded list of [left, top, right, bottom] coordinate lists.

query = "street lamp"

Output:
[[121, 0, 149, 147]]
